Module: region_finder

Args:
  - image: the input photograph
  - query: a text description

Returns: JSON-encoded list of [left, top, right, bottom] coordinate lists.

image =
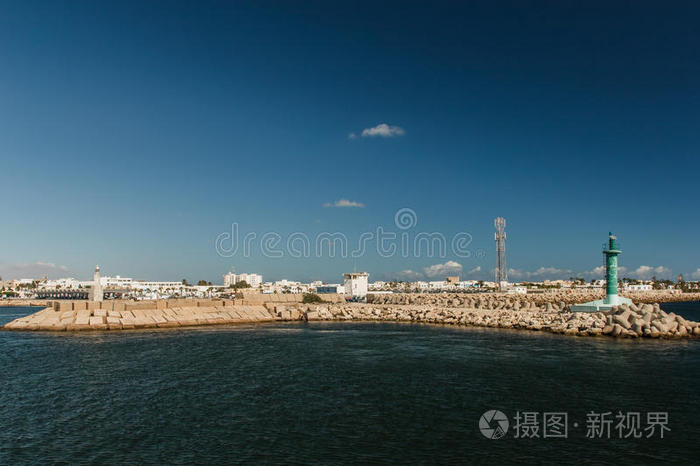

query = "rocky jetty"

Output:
[[298, 302, 700, 339], [3, 297, 699, 339], [367, 290, 700, 307], [368, 293, 571, 311]]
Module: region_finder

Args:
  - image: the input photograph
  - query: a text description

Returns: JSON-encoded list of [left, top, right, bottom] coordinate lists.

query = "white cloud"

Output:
[[582, 265, 606, 278], [691, 268, 700, 280], [322, 199, 365, 208], [507, 266, 572, 280], [0, 261, 70, 280], [582, 265, 669, 280], [532, 266, 572, 277], [395, 269, 423, 281], [467, 266, 481, 274], [423, 261, 463, 278], [629, 265, 671, 279], [361, 123, 405, 138], [347, 132, 357, 140]]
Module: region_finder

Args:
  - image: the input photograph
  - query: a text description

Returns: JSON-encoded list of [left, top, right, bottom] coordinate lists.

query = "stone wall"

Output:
[[0, 299, 49, 307], [43, 294, 345, 312]]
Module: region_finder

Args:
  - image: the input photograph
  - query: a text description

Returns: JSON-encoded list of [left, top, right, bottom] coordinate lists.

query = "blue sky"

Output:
[[1, 0, 699, 283]]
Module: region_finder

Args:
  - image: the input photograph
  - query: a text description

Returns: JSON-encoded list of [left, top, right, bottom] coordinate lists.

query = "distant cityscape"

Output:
[[1, 267, 697, 300]]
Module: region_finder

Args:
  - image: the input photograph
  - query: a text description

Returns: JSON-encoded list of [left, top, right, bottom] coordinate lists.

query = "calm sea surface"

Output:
[[1, 303, 699, 464]]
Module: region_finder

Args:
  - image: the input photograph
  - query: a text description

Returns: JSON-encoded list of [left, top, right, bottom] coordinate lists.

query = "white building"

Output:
[[316, 283, 345, 294], [223, 271, 263, 288], [415, 281, 429, 291], [457, 280, 478, 289], [624, 283, 652, 291], [274, 279, 306, 294], [507, 286, 527, 295], [131, 281, 184, 290], [343, 272, 369, 299], [368, 281, 386, 291], [100, 275, 133, 288], [223, 272, 236, 287], [40, 278, 84, 290]]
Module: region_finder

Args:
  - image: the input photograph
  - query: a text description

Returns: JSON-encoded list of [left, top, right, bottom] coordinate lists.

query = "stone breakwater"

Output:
[[367, 291, 700, 307], [2, 299, 699, 339], [0, 296, 344, 332], [2, 303, 277, 331], [302, 303, 700, 339]]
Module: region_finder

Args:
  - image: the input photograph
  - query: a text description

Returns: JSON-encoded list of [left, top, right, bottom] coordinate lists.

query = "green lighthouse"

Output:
[[571, 232, 632, 312], [603, 233, 622, 305]]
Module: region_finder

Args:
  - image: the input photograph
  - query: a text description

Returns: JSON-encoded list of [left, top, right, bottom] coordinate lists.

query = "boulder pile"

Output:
[[298, 302, 699, 339], [367, 290, 700, 307], [367, 294, 571, 311], [601, 303, 700, 338]]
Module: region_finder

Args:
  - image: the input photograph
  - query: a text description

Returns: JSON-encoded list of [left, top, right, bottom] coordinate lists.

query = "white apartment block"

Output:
[[223, 272, 262, 288]]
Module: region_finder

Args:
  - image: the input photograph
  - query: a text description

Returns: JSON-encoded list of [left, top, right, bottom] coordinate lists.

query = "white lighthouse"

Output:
[[90, 265, 103, 302]]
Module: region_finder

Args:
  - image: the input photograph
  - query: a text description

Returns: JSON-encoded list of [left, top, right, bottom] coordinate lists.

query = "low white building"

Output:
[[40, 278, 84, 290], [100, 275, 133, 288], [624, 284, 652, 291], [316, 283, 345, 294], [507, 286, 527, 295], [457, 280, 478, 289], [131, 281, 184, 290]]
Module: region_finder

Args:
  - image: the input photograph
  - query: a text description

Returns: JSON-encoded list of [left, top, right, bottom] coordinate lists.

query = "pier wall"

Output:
[[0, 300, 49, 307], [1, 295, 345, 332]]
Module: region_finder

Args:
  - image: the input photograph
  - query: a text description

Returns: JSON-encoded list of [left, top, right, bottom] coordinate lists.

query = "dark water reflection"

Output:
[[1, 305, 698, 464]]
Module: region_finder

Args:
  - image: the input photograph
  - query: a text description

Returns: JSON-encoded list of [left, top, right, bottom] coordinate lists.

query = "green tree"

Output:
[[302, 293, 324, 304]]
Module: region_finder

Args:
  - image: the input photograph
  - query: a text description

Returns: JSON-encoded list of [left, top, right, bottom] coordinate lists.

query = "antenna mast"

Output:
[[494, 217, 507, 287]]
